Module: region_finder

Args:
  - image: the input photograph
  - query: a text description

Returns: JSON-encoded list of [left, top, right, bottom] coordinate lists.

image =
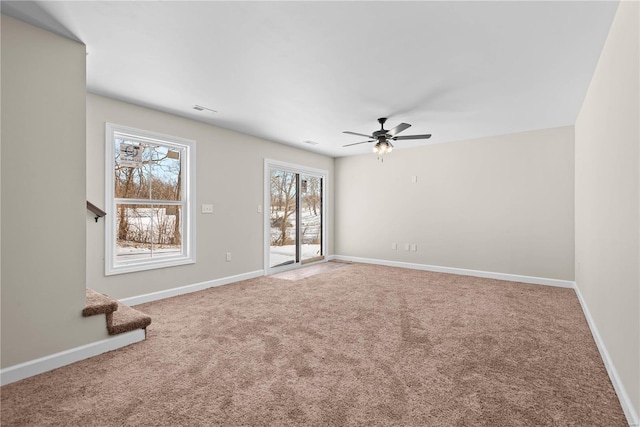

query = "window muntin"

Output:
[[106, 124, 195, 275]]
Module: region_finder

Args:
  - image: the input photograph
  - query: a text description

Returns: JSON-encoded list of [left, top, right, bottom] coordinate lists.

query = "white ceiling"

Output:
[[3, 1, 618, 157]]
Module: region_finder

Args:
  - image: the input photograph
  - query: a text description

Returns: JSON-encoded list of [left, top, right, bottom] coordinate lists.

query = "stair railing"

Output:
[[87, 201, 106, 223]]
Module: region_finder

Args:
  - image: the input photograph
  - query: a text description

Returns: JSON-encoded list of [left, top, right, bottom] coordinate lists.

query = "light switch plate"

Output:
[[201, 204, 213, 214]]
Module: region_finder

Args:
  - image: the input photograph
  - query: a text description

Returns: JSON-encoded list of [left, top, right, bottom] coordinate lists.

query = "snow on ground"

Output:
[[269, 208, 322, 267], [270, 244, 321, 267], [115, 208, 322, 265], [270, 208, 321, 245]]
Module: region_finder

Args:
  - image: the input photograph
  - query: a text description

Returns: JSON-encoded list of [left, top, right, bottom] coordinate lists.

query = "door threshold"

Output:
[[269, 260, 350, 281]]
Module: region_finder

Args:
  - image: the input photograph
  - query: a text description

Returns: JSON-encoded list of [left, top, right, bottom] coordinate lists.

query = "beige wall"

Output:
[[1, 16, 108, 368], [86, 94, 334, 299], [335, 126, 575, 281], [575, 0, 639, 419]]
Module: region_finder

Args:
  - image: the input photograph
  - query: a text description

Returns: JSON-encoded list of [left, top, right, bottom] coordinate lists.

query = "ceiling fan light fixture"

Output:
[[373, 140, 393, 155]]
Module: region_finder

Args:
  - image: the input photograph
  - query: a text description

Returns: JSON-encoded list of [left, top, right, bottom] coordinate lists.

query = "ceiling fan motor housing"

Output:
[[374, 117, 392, 139], [373, 130, 389, 139]]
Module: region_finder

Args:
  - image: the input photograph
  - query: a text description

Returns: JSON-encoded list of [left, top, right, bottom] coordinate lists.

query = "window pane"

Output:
[[270, 170, 297, 268], [116, 203, 153, 260], [149, 145, 182, 201], [151, 204, 183, 257], [115, 203, 183, 260], [301, 175, 322, 260], [114, 139, 150, 199]]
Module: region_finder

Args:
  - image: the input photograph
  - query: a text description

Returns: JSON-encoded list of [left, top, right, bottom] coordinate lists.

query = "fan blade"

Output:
[[388, 123, 411, 136], [343, 140, 374, 147], [343, 131, 374, 139], [392, 134, 432, 140]]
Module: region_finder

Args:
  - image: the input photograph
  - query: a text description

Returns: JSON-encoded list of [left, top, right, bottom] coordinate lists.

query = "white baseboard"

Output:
[[332, 255, 576, 288], [0, 330, 145, 386], [120, 269, 265, 306], [574, 284, 639, 427]]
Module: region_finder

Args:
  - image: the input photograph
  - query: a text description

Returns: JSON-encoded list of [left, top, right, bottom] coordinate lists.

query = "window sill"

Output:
[[105, 256, 195, 276]]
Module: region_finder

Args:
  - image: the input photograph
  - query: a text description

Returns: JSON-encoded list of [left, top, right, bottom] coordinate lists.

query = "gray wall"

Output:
[[86, 94, 334, 299], [1, 15, 108, 368], [335, 126, 575, 281], [575, 0, 639, 418]]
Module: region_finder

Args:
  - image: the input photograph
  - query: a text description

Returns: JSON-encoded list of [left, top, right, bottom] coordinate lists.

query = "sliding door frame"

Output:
[[264, 159, 328, 275]]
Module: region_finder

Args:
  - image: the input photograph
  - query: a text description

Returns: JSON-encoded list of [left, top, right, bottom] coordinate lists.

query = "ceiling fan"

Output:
[[343, 117, 432, 155]]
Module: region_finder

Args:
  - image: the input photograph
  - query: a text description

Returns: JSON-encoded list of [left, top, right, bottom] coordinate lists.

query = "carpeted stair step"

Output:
[[83, 288, 151, 336], [83, 289, 118, 317], [106, 301, 151, 336]]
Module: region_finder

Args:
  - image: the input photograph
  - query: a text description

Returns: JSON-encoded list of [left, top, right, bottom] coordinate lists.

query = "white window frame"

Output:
[[105, 123, 196, 275]]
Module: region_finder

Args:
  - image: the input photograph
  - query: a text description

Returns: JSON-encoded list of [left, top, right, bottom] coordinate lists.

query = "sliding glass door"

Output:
[[266, 160, 326, 272]]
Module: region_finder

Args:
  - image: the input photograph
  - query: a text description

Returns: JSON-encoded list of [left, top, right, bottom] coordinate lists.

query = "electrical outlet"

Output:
[[257, 205, 263, 213], [226, 252, 231, 262], [410, 244, 417, 252]]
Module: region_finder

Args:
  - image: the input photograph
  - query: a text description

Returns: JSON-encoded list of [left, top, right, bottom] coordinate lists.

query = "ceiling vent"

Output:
[[193, 105, 217, 113]]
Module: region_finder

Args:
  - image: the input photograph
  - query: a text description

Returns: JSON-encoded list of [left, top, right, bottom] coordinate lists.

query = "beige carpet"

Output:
[[0, 263, 626, 426]]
